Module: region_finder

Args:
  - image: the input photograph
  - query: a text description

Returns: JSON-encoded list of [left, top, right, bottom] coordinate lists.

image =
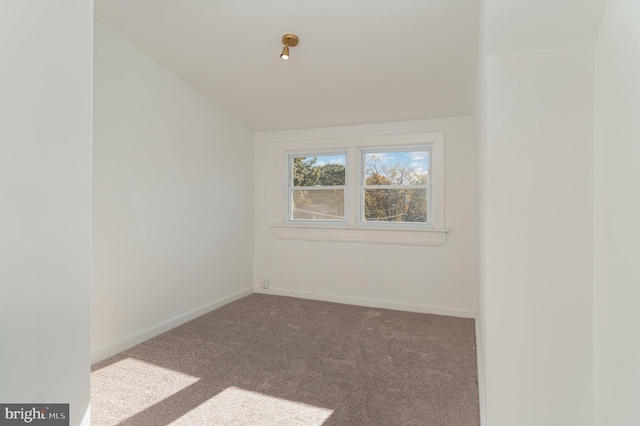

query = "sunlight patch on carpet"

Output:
[[91, 358, 199, 426], [169, 386, 333, 425]]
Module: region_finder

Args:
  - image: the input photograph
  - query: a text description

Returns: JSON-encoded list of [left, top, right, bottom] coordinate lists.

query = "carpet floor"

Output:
[[91, 294, 479, 425]]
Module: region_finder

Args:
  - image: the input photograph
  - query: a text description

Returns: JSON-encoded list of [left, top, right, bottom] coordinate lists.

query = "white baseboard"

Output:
[[254, 286, 476, 319], [91, 287, 254, 365], [475, 318, 487, 426]]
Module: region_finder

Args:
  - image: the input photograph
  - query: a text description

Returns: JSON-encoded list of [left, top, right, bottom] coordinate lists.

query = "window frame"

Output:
[[358, 145, 433, 229], [272, 132, 447, 246], [285, 149, 349, 226]]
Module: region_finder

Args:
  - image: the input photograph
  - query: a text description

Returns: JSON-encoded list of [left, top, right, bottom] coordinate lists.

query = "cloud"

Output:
[[410, 152, 428, 161], [367, 153, 395, 162], [329, 158, 345, 165]]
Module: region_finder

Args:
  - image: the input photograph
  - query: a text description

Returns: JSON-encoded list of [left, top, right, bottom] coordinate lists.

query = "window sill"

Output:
[[270, 224, 449, 246]]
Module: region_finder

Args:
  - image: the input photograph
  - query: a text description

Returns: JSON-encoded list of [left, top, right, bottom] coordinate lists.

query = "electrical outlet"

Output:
[[261, 275, 270, 289]]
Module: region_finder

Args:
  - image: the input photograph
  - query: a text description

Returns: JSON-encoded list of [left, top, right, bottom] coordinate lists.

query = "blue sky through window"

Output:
[[365, 150, 429, 175], [304, 154, 346, 167]]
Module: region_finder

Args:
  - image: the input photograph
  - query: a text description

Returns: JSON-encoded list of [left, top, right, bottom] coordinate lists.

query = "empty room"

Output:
[[2, 0, 639, 425]]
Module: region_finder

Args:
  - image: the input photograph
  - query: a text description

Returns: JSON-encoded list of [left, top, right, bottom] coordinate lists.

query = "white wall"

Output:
[[594, 1, 640, 424], [475, 1, 489, 423], [92, 23, 254, 363], [0, 2, 92, 425], [254, 117, 478, 317], [482, 44, 595, 426]]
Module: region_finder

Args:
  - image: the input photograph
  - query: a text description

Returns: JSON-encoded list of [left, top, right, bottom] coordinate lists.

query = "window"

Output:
[[272, 132, 447, 246], [288, 152, 347, 224], [360, 147, 431, 227]]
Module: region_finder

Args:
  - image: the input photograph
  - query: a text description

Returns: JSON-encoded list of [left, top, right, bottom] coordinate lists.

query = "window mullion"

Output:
[[291, 185, 346, 190], [363, 185, 428, 190]]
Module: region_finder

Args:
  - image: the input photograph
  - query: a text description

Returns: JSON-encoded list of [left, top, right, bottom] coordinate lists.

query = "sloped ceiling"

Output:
[[95, 0, 481, 131], [95, 0, 611, 131]]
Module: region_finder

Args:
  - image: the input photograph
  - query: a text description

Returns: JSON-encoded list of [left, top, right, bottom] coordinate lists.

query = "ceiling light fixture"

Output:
[[280, 34, 299, 60]]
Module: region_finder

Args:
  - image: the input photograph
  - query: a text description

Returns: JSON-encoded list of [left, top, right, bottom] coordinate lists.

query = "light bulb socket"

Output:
[[280, 45, 290, 60]]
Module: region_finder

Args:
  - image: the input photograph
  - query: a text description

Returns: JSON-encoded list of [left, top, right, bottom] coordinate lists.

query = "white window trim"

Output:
[[270, 225, 448, 246], [272, 132, 448, 246]]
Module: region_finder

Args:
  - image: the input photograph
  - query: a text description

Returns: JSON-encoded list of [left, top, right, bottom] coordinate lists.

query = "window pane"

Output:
[[293, 155, 346, 187], [364, 188, 427, 223], [292, 189, 344, 221], [364, 150, 429, 186]]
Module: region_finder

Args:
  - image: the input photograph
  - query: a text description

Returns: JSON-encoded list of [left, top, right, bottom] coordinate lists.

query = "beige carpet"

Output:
[[92, 294, 479, 425]]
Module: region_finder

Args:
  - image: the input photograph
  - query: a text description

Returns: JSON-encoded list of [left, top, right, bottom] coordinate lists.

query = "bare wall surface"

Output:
[[0, 2, 93, 424], [594, 1, 640, 424], [475, 2, 489, 423], [92, 23, 254, 362], [254, 117, 478, 317], [484, 44, 595, 426]]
